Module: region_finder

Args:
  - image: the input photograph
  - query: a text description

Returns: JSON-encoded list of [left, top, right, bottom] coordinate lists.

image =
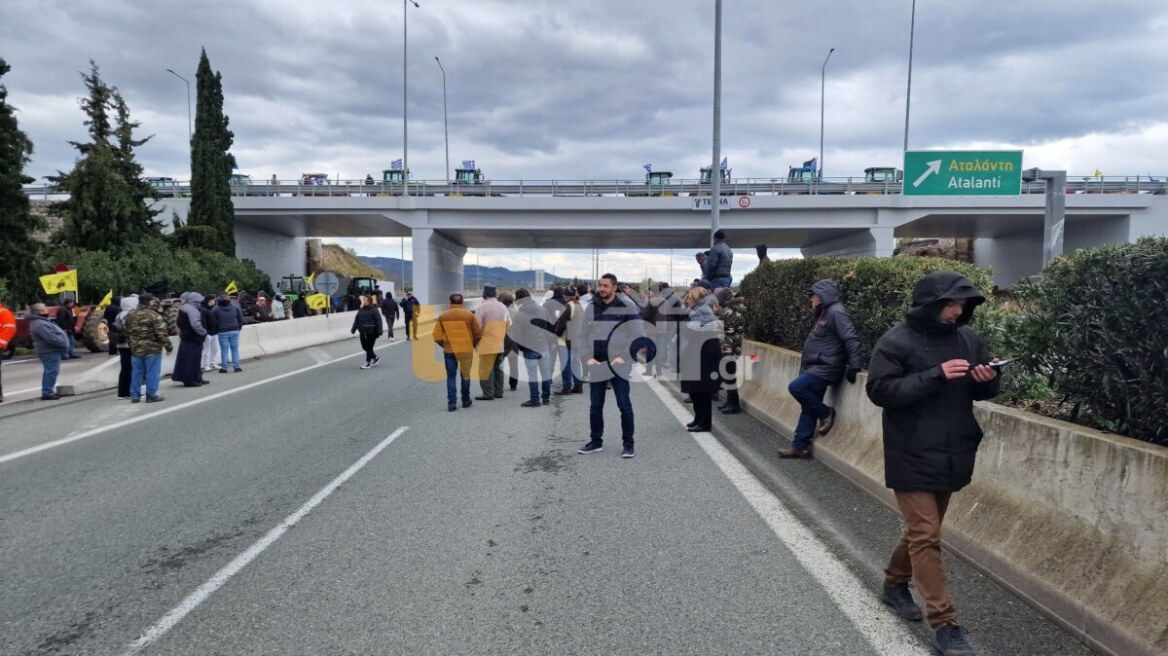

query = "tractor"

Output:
[[864, 166, 903, 183], [788, 158, 818, 183], [277, 275, 312, 303]]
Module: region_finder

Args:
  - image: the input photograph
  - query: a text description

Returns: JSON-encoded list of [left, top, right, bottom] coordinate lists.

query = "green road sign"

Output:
[[903, 150, 1022, 196]]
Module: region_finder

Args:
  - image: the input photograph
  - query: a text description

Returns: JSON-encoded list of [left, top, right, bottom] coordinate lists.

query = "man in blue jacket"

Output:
[[703, 229, 734, 289], [28, 303, 70, 400], [778, 278, 862, 458]]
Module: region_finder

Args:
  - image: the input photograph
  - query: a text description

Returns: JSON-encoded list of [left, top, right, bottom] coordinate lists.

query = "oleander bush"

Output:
[[740, 256, 993, 366], [739, 239, 1168, 446], [1011, 237, 1168, 445]]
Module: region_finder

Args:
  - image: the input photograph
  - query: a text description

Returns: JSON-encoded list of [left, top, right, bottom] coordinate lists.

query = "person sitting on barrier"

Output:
[[778, 278, 861, 459], [865, 270, 1000, 656]]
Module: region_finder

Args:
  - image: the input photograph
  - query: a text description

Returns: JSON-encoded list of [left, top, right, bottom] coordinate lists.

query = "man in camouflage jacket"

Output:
[[124, 293, 173, 403], [715, 288, 745, 414]]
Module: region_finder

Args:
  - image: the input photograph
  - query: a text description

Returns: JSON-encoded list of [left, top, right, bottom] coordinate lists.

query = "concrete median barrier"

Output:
[[738, 340, 1168, 656]]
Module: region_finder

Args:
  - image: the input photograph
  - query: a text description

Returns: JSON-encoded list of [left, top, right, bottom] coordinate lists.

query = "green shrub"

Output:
[[740, 256, 992, 365], [1013, 237, 1168, 445], [42, 237, 271, 303]]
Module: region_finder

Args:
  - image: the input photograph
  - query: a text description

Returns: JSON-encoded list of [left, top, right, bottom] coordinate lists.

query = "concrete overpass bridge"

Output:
[[28, 176, 1167, 302]]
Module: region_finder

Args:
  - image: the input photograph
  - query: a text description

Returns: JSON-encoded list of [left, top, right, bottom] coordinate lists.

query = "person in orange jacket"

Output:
[[0, 298, 16, 403]]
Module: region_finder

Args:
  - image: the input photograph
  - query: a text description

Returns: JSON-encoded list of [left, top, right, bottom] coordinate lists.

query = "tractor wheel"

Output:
[[81, 310, 109, 352]]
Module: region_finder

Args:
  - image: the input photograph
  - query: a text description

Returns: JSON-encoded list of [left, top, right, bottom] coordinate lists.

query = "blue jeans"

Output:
[[444, 353, 472, 406], [218, 331, 241, 369], [589, 365, 634, 446], [39, 353, 62, 397], [130, 353, 163, 399], [788, 372, 831, 450], [558, 344, 575, 390], [524, 350, 553, 402], [65, 333, 76, 358], [709, 276, 732, 290]]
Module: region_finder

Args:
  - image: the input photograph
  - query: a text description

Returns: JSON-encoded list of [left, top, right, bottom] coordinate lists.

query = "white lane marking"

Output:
[[0, 340, 403, 466], [121, 426, 409, 655], [640, 373, 933, 656]]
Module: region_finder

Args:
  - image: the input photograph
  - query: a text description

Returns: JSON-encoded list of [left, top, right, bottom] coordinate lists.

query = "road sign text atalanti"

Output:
[[904, 150, 1022, 196]]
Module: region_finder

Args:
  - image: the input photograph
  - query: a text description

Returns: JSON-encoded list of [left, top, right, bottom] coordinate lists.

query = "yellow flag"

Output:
[[40, 270, 78, 294], [306, 293, 329, 311], [1094, 169, 1102, 177], [225, 280, 239, 294], [305, 271, 316, 288], [97, 289, 113, 309]]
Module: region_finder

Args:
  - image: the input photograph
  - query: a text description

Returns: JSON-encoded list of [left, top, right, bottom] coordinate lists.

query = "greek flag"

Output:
[[391, 159, 403, 170], [719, 157, 728, 171], [462, 160, 475, 170], [643, 163, 652, 173]]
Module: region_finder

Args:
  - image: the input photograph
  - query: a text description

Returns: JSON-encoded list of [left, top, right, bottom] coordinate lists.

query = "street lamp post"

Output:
[[819, 48, 835, 181], [435, 56, 449, 184], [165, 69, 192, 147], [710, 0, 722, 244], [904, 0, 916, 152], [403, 0, 419, 183]]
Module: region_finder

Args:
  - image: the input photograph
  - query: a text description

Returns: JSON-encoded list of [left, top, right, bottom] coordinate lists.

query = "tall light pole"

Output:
[[904, 0, 916, 152], [710, 0, 723, 244], [165, 69, 192, 147], [435, 56, 449, 183], [819, 48, 835, 181], [403, 0, 419, 181]]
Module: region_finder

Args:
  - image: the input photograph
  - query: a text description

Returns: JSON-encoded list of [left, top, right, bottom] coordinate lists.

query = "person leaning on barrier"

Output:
[[865, 270, 1000, 656], [778, 278, 862, 459]]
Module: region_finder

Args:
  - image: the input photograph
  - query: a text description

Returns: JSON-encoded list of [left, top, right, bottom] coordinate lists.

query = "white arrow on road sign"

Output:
[[913, 159, 942, 188]]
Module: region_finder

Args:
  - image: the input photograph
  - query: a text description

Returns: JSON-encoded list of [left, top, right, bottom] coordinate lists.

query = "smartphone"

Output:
[[968, 359, 1011, 371]]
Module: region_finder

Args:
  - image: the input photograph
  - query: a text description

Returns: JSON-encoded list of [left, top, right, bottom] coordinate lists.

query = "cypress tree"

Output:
[[50, 61, 159, 252], [187, 48, 236, 256], [0, 58, 45, 303]]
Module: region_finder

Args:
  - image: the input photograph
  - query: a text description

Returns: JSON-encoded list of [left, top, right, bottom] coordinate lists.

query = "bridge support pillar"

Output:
[[800, 227, 895, 259], [411, 228, 466, 305]]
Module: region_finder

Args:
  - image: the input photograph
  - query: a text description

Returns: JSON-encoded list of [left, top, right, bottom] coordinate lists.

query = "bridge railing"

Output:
[[22, 175, 1167, 200]]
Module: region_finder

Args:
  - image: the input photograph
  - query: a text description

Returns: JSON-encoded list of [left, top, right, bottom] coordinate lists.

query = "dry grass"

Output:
[[318, 243, 386, 279]]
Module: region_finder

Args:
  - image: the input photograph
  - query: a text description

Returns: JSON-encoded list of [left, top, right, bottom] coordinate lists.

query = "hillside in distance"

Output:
[[358, 256, 575, 290]]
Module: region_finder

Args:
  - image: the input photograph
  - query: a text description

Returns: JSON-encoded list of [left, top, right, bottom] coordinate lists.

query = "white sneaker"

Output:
[[360, 362, 372, 369], [371, 356, 381, 366]]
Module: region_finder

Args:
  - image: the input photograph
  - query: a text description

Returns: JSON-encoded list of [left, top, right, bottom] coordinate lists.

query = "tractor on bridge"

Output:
[[787, 158, 818, 183]]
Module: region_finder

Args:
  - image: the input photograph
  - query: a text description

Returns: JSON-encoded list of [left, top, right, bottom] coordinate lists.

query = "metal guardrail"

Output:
[[22, 175, 1168, 199]]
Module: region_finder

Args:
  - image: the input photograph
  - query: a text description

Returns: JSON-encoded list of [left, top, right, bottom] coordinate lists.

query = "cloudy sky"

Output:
[[5, 0, 1166, 283]]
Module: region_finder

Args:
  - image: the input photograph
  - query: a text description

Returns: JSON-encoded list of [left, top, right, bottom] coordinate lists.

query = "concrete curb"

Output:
[[739, 340, 1167, 656]]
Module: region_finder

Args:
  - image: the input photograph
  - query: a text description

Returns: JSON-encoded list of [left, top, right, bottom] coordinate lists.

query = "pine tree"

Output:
[[50, 61, 160, 252], [187, 48, 236, 256], [0, 58, 45, 304]]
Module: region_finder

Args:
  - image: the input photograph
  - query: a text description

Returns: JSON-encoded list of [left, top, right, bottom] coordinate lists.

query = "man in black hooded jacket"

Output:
[[865, 270, 1000, 656]]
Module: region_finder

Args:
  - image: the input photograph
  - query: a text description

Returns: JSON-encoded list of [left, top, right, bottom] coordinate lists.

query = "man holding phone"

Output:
[[865, 271, 1000, 656]]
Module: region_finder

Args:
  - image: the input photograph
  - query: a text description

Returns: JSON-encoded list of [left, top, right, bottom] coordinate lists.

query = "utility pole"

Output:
[[710, 0, 722, 245]]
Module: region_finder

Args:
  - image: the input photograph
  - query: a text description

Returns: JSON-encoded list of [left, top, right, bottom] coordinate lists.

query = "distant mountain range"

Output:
[[358, 256, 575, 290]]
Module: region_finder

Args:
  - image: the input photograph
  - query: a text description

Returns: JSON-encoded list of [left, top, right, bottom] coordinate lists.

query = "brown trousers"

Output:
[[884, 490, 957, 629]]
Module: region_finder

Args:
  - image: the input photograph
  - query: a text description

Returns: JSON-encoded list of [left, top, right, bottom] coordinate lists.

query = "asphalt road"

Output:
[[0, 334, 1094, 656]]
